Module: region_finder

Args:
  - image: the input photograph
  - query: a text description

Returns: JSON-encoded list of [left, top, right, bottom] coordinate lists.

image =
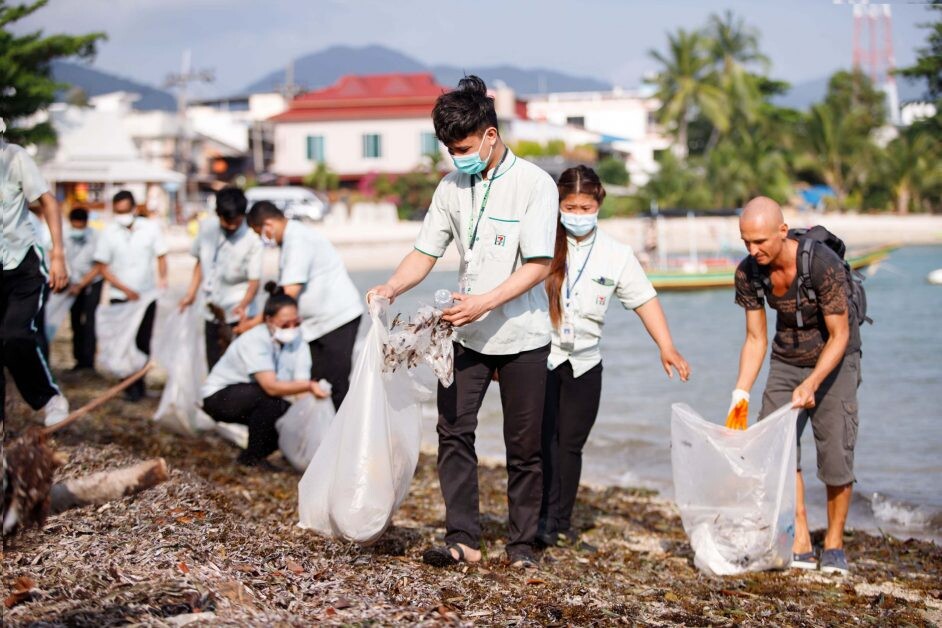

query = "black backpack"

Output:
[[750, 225, 872, 329]]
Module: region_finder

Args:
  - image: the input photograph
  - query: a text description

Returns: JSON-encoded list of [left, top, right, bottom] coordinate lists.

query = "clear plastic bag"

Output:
[[276, 385, 335, 471], [95, 293, 157, 378], [152, 303, 216, 435], [671, 402, 798, 576], [43, 291, 76, 341], [297, 297, 425, 544]]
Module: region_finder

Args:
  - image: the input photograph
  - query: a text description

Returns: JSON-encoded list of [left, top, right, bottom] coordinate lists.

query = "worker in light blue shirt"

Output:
[[180, 187, 263, 368], [246, 202, 363, 411], [1, 120, 71, 426], [201, 283, 329, 469], [63, 207, 103, 370]]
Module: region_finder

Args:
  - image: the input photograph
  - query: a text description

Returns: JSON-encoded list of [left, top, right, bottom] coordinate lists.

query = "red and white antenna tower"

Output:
[[848, 0, 900, 124]]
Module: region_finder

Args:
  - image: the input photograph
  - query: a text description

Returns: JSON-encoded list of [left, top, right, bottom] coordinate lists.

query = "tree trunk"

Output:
[[896, 184, 911, 215], [49, 459, 169, 514]]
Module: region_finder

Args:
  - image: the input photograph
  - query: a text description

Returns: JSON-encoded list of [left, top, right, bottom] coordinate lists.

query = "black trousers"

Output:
[[1, 249, 61, 419], [205, 319, 236, 370], [540, 361, 603, 536], [70, 281, 102, 368], [111, 298, 157, 399], [437, 342, 551, 555], [202, 383, 290, 460], [308, 315, 360, 411]]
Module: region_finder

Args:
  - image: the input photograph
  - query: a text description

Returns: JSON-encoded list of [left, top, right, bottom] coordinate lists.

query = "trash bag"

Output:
[[298, 297, 425, 544], [671, 402, 798, 576], [152, 303, 216, 435], [44, 291, 75, 341], [276, 385, 335, 471], [95, 293, 157, 378]]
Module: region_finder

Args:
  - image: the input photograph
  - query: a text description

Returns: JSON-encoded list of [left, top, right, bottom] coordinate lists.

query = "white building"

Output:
[[525, 88, 670, 185], [270, 73, 449, 183]]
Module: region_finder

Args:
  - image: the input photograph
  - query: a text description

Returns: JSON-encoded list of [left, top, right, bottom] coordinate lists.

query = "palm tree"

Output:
[[802, 102, 848, 204], [882, 132, 941, 214], [703, 12, 770, 147], [648, 29, 729, 159]]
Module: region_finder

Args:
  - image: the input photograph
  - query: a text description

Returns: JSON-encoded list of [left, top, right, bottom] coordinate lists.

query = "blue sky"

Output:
[[13, 0, 935, 98]]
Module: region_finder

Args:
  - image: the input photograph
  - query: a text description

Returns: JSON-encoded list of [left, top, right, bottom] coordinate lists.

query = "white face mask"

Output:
[[114, 213, 135, 227], [273, 326, 300, 345], [261, 225, 277, 248]]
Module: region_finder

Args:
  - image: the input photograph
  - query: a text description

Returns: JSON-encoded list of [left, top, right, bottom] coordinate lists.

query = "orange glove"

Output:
[[725, 389, 750, 430]]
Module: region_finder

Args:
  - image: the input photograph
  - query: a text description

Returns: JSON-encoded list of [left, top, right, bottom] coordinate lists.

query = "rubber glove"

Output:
[[725, 389, 750, 430]]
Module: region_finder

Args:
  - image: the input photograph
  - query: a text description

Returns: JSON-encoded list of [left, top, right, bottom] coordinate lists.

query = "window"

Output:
[[306, 135, 325, 162], [362, 133, 382, 159], [566, 116, 585, 128], [420, 132, 439, 156]]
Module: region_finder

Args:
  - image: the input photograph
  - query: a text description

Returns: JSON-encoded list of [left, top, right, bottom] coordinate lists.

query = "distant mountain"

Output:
[[51, 60, 176, 111], [242, 45, 427, 94], [240, 44, 611, 96], [774, 74, 929, 110], [432, 64, 610, 95]]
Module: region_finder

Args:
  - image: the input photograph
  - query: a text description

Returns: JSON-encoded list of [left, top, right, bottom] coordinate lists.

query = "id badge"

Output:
[[459, 271, 477, 295], [560, 318, 575, 350]]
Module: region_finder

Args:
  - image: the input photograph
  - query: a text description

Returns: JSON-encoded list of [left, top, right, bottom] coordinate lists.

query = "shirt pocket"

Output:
[[483, 217, 521, 262], [579, 279, 615, 323]]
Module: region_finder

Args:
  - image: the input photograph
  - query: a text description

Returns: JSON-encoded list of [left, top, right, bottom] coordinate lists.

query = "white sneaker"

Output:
[[43, 394, 70, 427]]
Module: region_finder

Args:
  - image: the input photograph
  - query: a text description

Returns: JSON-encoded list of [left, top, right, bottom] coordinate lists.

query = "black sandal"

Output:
[[423, 543, 465, 567]]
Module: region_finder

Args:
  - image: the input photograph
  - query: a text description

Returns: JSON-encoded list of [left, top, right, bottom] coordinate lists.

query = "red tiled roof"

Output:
[[270, 73, 448, 122]]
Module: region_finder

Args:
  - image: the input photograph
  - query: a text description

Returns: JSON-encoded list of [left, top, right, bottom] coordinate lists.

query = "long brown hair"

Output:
[[546, 166, 607, 329]]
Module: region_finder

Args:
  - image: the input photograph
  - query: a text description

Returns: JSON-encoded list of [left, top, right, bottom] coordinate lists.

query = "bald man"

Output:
[[731, 196, 860, 576]]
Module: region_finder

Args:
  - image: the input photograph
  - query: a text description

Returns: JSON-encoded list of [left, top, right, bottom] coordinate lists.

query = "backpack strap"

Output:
[[795, 238, 817, 328], [749, 256, 770, 307]]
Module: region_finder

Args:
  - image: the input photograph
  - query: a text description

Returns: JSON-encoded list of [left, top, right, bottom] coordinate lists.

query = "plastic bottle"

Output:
[[434, 289, 454, 310]]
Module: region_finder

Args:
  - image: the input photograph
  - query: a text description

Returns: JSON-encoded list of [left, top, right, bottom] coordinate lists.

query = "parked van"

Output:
[[245, 186, 328, 221]]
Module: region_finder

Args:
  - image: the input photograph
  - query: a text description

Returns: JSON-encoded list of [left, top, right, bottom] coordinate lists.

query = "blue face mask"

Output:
[[560, 212, 598, 237], [452, 130, 495, 175]]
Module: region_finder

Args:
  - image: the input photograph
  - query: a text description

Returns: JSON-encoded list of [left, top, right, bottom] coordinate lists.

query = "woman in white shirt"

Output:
[[540, 166, 691, 548], [201, 282, 329, 469]]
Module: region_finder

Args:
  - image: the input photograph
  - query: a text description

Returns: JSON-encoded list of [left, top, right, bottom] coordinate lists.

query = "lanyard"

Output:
[[565, 236, 596, 302], [467, 147, 510, 251]]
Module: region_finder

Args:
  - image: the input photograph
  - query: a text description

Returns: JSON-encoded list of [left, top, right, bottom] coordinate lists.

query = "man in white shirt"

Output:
[[0, 120, 71, 426], [180, 187, 262, 368], [368, 76, 559, 569], [246, 202, 363, 410], [94, 189, 168, 400], [64, 207, 102, 370]]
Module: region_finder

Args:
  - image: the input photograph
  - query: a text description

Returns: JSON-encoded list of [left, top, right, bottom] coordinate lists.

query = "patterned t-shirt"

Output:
[[734, 244, 861, 367]]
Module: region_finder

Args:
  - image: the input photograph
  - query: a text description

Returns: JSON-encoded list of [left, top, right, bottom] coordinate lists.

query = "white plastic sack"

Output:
[[95, 292, 158, 378], [275, 387, 335, 471], [44, 291, 76, 341], [671, 402, 798, 576], [298, 298, 425, 544], [153, 303, 216, 435]]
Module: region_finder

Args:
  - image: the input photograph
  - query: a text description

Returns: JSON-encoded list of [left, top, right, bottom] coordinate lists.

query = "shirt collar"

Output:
[[567, 229, 598, 248], [477, 147, 516, 182]]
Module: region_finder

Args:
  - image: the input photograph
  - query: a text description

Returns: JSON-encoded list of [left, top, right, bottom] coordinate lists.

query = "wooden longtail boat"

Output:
[[648, 244, 895, 291]]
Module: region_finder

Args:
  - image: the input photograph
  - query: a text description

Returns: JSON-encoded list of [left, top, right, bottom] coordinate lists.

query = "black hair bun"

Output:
[[457, 75, 487, 97], [264, 281, 283, 296]]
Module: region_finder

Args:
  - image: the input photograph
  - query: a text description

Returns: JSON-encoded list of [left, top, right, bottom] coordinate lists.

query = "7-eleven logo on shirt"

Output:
[[597, 295, 606, 305], [494, 234, 506, 247]]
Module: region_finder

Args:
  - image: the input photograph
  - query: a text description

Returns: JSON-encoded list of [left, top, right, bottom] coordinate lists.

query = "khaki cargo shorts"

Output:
[[759, 352, 861, 487]]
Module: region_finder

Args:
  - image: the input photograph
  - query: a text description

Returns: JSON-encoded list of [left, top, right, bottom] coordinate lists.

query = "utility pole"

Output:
[[164, 50, 214, 219]]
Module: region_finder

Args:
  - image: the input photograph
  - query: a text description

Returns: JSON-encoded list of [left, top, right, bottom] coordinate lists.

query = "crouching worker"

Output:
[[200, 282, 330, 469]]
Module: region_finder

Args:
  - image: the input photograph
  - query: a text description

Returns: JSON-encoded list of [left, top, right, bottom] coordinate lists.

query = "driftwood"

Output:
[[3, 363, 162, 536], [49, 458, 169, 514]]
